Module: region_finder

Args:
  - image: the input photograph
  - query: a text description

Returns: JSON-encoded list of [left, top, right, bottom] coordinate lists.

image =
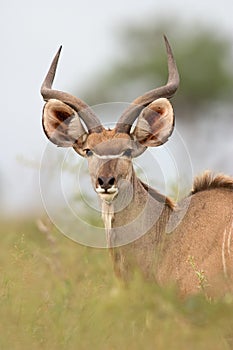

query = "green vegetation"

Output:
[[1, 218, 233, 349], [188, 255, 209, 290]]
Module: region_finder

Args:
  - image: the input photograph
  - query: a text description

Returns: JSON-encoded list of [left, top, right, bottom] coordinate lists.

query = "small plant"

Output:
[[188, 255, 210, 294]]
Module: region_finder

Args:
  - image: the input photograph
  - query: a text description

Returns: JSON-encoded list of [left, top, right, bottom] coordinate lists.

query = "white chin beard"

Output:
[[97, 190, 118, 203]]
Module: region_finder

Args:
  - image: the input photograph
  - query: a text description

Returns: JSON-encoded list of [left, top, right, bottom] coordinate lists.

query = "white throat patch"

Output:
[[101, 201, 115, 247]]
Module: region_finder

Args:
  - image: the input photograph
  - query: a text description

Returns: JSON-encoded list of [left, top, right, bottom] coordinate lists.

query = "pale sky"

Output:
[[1, 0, 233, 215]]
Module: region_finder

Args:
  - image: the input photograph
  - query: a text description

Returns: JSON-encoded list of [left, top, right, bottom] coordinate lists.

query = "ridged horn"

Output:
[[41, 46, 103, 133], [115, 36, 179, 134]]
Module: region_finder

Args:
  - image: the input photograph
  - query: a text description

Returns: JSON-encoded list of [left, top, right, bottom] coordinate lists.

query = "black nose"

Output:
[[97, 176, 116, 190]]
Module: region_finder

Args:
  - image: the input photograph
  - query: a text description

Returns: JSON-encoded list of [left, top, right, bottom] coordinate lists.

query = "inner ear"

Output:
[[42, 99, 88, 149], [132, 98, 174, 147]]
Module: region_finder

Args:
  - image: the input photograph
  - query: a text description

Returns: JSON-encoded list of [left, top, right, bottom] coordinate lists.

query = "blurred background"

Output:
[[1, 0, 233, 218], [1, 2, 233, 348]]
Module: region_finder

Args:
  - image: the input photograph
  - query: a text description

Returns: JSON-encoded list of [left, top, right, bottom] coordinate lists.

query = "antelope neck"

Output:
[[101, 172, 171, 247]]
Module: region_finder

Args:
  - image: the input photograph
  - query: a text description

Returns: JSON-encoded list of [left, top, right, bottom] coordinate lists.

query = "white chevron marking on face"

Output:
[[93, 152, 126, 160], [96, 154, 122, 159]]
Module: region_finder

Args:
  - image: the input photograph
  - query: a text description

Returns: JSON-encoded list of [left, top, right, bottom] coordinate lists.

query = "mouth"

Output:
[[95, 186, 119, 202]]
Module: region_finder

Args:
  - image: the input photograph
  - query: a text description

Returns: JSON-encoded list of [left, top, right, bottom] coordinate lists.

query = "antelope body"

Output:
[[41, 37, 233, 296]]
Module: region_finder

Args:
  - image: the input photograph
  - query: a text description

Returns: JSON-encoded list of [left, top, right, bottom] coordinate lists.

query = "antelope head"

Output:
[[41, 36, 179, 205]]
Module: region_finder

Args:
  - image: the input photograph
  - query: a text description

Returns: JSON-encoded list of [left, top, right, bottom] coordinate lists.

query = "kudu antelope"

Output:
[[41, 37, 233, 296]]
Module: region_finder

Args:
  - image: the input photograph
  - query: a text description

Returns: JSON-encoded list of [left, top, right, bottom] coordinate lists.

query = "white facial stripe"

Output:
[[94, 152, 125, 159]]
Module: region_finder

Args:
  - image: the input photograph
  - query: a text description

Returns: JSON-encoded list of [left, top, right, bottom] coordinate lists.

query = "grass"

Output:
[[0, 217, 233, 349]]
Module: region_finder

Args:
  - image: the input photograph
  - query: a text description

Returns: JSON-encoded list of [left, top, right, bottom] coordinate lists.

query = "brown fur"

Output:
[[140, 180, 175, 209], [191, 171, 233, 195], [41, 41, 233, 297], [112, 178, 233, 297]]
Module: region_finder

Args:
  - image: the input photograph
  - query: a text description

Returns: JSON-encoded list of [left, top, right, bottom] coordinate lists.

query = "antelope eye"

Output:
[[123, 149, 132, 157], [85, 149, 93, 157]]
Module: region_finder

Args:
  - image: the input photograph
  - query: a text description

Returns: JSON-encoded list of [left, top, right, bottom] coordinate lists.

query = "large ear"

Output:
[[42, 99, 88, 155], [132, 98, 174, 147]]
